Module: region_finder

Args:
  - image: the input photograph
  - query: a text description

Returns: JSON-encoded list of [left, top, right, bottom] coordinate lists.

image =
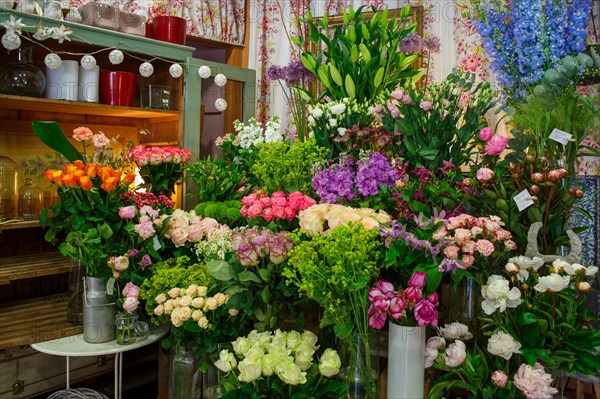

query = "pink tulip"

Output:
[[388, 294, 407, 319], [369, 280, 395, 302], [414, 299, 438, 327], [368, 304, 387, 329], [405, 286, 423, 304]]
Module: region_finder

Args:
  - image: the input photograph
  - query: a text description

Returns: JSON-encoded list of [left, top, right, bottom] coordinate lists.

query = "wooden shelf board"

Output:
[[0, 252, 73, 285], [0, 95, 181, 121], [0, 220, 40, 232], [0, 293, 82, 350]]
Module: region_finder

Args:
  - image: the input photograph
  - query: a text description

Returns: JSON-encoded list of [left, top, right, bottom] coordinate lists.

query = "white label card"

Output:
[[549, 128, 573, 145], [106, 278, 116, 295], [153, 235, 162, 251], [513, 189, 535, 212]]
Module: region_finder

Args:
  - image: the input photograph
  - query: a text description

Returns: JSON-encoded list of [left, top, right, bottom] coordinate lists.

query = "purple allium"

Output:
[[267, 65, 284, 80], [423, 35, 441, 54], [268, 61, 313, 86], [355, 152, 399, 198], [398, 33, 423, 54]]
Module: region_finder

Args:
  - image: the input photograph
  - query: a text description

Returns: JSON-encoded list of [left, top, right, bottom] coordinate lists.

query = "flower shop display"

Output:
[[214, 329, 347, 399], [186, 155, 251, 203]]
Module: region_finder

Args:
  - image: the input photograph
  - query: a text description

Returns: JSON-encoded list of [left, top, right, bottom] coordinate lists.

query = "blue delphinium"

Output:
[[474, 0, 592, 99]]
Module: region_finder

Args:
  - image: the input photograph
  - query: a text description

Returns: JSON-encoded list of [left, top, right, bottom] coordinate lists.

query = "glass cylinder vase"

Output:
[[338, 332, 381, 399], [202, 348, 225, 399], [169, 345, 200, 399], [115, 311, 137, 345]]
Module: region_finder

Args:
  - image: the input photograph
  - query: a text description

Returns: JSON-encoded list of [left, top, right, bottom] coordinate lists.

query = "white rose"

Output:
[[301, 330, 318, 347], [329, 103, 347, 115], [179, 295, 192, 307], [233, 337, 252, 356], [191, 297, 204, 309], [277, 361, 307, 385], [237, 356, 263, 383], [534, 274, 571, 293], [318, 348, 341, 377], [214, 349, 237, 373], [294, 342, 316, 371], [481, 275, 521, 315], [179, 306, 192, 321], [441, 322, 473, 341], [487, 330, 521, 360]]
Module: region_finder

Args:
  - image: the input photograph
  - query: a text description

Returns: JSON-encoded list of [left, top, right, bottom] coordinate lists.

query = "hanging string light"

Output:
[[44, 53, 62, 69], [80, 54, 97, 71]]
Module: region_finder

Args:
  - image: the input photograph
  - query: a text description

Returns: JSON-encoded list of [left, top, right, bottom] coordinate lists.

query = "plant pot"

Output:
[[99, 70, 137, 107], [153, 15, 187, 45], [387, 324, 425, 399]]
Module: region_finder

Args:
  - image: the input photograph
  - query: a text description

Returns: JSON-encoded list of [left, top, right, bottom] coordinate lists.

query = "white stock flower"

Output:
[[481, 275, 521, 315], [487, 330, 521, 360], [534, 274, 571, 293]]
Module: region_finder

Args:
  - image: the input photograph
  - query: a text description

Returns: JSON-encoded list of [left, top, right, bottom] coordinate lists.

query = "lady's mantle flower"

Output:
[[513, 362, 558, 399], [481, 275, 521, 315], [487, 330, 521, 360]]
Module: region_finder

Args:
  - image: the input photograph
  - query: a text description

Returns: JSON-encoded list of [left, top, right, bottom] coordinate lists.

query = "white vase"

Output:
[[387, 324, 425, 399]]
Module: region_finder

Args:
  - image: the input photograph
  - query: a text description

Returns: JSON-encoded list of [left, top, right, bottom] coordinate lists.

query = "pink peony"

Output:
[[414, 299, 438, 327], [246, 204, 263, 218], [408, 272, 427, 289], [241, 193, 258, 207], [476, 167, 495, 182], [122, 296, 139, 313], [484, 134, 509, 156], [491, 370, 508, 388], [135, 221, 156, 240], [478, 127, 494, 142], [271, 196, 287, 207], [476, 239, 495, 257], [108, 256, 129, 271], [513, 363, 558, 399], [405, 286, 423, 304], [73, 126, 94, 141], [122, 282, 139, 298], [272, 206, 285, 219], [119, 206, 137, 219]]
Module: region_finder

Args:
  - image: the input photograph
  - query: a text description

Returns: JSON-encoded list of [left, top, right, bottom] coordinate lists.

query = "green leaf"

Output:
[[329, 64, 343, 86], [32, 121, 83, 162], [373, 67, 385, 89], [238, 270, 262, 284], [258, 268, 271, 282], [301, 54, 316, 72], [207, 260, 237, 281], [98, 223, 113, 239], [345, 74, 356, 98], [333, 320, 353, 339]]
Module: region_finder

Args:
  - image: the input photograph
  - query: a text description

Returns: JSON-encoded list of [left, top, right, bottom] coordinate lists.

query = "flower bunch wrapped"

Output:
[[373, 70, 497, 172], [127, 144, 191, 196], [312, 151, 398, 211], [215, 330, 346, 399], [297, 203, 391, 237], [39, 126, 136, 278], [208, 227, 297, 331], [240, 191, 316, 228], [368, 273, 440, 329]]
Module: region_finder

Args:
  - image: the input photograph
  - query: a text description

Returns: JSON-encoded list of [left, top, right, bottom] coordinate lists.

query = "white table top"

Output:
[[31, 325, 169, 357]]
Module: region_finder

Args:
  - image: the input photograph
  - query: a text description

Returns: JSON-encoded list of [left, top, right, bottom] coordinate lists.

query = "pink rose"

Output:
[[122, 282, 139, 298], [479, 127, 494, 142], [476, 239, 495, 257], [428, 292, 439, 307], [284, 207, 297, 221], [246, 204, 263, 218], [405, 286, 423, 303], [262, 207, 274, 222], [122, 296, 139, 313], [408, 272, 427, 289], [135, 221, 156, 240], [462, 254, 475, 266], [272, 206, 285, 219], [476, 167, 495, 182], [241, 193, 258, 207], [271, 196, 287, 207], [268, 240, 288, 264], [388, 294, 407, 319], [73, 126, 94, 141], [484, 134, 509, 156], [187, 224, 204, 242], [513, 363, 558, 399], [108, 256, 129, 271], [444, 245, 460, 259], [414, 299, 438, 327], [259, 196, 272, 208], [119, 206, 137, 219], [237, 243, 259, 266], [170, 227, 189, 247], [491, 370, 508, 388], [272, 191, 286, 198]]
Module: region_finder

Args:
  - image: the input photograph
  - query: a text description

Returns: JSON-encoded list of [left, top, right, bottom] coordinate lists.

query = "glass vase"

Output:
[[202, 348, 225, 399], [0, 155, 17, 222], [446, 276, 481, 336], [18, 177, 43, 220], [115, 311, 137, 345], [169, 345, 200, 399], [0, 46, 46, 97], [338, 332, 381, 399]]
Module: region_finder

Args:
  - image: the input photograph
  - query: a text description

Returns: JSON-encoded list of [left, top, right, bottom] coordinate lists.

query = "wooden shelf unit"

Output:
[[0, 252, 73, 285], [0, 293, 82, 350]]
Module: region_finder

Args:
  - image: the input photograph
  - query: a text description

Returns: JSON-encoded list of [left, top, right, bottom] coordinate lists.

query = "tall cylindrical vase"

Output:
[[387, 324, 425, 399], [169, 345, 199, 399], [83, 276, 116, 343], [338, 332, 381, 399]]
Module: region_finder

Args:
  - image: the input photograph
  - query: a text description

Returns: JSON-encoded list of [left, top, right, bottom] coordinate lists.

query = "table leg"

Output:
[[113, 352, 124, 399], [65, 356, 70, 389]]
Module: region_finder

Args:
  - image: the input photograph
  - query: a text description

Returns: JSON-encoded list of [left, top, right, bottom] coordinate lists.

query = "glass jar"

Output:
[[18, 177, 43, 220], [0, 47, 46, 97], [0, 155, 17, 221], [115, 311, 138, 345]]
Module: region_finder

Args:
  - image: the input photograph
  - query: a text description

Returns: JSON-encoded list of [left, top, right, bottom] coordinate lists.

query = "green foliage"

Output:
[[187, 156, 251, 202], [194, 200, 243, 226], [251, 139, 327, 195], [284, 223, 383, 339], [297, 5, 421, 102]]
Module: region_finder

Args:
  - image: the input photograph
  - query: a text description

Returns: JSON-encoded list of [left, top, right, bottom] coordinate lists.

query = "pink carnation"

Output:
[[475, 239, 495, 257], [73, 126, 93, 141], [444, 245, 460, 259]]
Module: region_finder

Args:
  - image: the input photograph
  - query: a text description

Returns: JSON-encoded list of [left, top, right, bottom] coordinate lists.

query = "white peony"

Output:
[[481, 275, 521, 315], [534, 274, 571, 293], [487, 330, 521, 360], [444, 340, 467, 367], [440, 322, 473, 340]]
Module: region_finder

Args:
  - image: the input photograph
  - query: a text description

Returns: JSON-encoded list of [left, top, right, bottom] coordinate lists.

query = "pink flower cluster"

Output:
[[127, 145, 192, 166], [162, 209, 231, 248], [368, 273, 439, 329], [122, 282, 139, 313], [240, 191, 316, 222], [121, 191, 174, 211], [72, 126, 110, 149], [231, 227, 294, 266], [436, 214, 516, 272], [479, 127, 509, 156]]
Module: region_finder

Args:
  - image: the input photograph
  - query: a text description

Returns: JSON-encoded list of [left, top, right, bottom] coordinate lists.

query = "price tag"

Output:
[[106, 278, 116, 295], [549, 128, 573, 145], [513, 189, 535, 212], [153, 235, 162, 251]]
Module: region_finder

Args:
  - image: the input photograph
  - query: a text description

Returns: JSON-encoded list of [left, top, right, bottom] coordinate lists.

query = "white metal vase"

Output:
[[387, 323, 425, 399]]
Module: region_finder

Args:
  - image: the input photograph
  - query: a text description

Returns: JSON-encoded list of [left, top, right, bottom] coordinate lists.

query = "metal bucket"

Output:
[[83, 276, 116, 343]]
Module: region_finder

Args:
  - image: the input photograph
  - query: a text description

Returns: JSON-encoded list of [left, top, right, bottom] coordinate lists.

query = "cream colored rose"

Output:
[[153, 304, 164, 316], [170, 227, 189, 247], [487, 330, 521, 360], [260, 353, 276, 376], [298, 205, 327, 236], [326, 205, 361, 231], [214, 349, 237, 373], [155, 293, 167, 304], [205, 297, 218, 311], [171, 311, 183, 327], [198, 286, 208, 297], [179, 295, 192, 307], [191, 309, 203, 321], [277, 361, 307, 385], [186, 284, 198, 296], [163, 300, 174, 314], [228, 308, 239, 316], [233, 337, 251, 356], [300, 331, 318, 347], [237, 356, 263, 383], [173, 297, 181, 307], [285, 331, 301, 350], [214, 293, 226, 306], [318, 348, 341, 377], [168, 288, 180, 299], [179, 306, 192, 321], [198, 316, 209, 329], [191, 297, 204, 309]]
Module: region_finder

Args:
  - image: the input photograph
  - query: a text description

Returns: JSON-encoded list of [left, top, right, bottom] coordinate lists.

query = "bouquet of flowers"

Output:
[[296, 203, 391, 237], [186, 155, 251, 202], [208, 227, 298, 331], [239, 191, 316, 230], [126, 144, 191, 196], [214, 330, 346, 399]]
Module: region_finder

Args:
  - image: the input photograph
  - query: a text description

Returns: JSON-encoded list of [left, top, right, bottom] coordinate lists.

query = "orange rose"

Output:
[[79, 176, 93, 191], [101, 176, 117, 191], [113, 170, 122, 182], [51, 170, 64, 185], [63, 164, 79, 174], [73, 160, 85, 170], [73, 169, 86, 179], [122, 173, 135, 185], [44, 169, 57, 182], [99, 166, 114, 181], [62, 174, 78, 187], [86, 164, 98, 178]]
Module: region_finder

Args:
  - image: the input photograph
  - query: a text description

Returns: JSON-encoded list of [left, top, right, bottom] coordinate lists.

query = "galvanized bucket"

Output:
[[83, 276, 116, 343]]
